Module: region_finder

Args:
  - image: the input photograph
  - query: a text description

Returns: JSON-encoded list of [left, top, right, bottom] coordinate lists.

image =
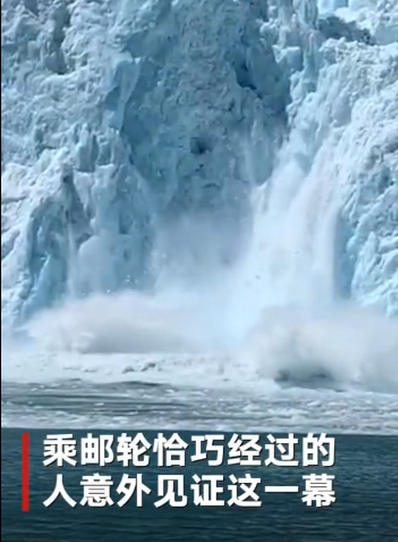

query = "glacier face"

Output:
[[1, 0, 289, 324], [1, 0, 398, 327]]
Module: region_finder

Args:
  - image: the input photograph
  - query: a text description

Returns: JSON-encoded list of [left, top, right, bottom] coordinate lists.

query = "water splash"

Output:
[[19, 135, 398, 394]]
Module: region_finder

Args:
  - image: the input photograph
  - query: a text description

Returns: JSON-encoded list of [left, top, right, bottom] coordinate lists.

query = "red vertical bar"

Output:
[[22, 432, 30, 512]]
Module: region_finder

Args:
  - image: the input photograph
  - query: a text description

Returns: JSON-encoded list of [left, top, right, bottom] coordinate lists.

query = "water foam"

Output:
[[22, 291, 212, 355], [240, 304, 398, 393]]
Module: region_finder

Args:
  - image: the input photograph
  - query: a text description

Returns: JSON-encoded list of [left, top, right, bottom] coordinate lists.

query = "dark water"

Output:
[[1, 429, 398, 541]]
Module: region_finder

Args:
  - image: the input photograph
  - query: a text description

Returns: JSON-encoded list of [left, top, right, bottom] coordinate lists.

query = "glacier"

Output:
[[1, 0, 398, 357], [2, 0, 291, 324]]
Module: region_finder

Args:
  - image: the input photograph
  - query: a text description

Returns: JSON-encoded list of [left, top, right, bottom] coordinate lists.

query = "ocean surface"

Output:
[[2, 350, 398, 435], [2, 349, 398, 542], [2, 429, 398, 542]]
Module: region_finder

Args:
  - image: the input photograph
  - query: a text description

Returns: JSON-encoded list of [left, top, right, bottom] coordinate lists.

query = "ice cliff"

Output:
[[1, 0, 398, 326]]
